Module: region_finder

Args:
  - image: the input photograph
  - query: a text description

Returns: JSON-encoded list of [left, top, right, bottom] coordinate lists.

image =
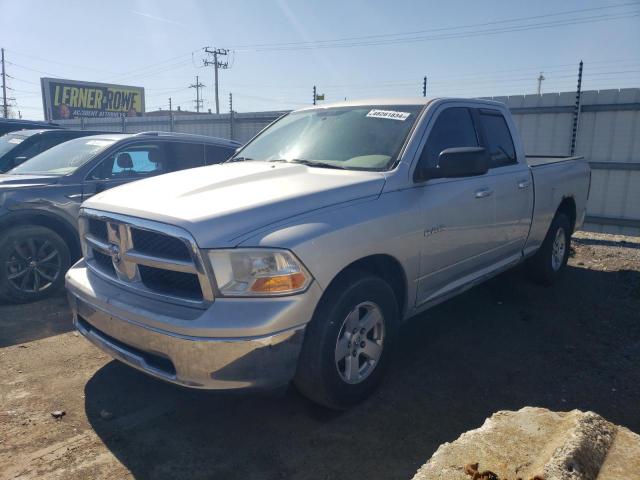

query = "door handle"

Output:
[[474, 188, 493, 199], [517, 179, 532, 189]]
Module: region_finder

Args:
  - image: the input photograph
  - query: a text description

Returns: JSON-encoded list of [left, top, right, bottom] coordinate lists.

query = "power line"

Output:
[[229, 2, 639, 50], [235, 11, 639, 51]]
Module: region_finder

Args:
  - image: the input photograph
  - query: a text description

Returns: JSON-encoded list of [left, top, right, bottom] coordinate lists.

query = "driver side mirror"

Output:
[[420, 147, 489, 181]]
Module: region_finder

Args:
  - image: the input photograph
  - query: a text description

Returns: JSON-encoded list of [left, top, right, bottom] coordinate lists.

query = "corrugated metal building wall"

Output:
[[57, 88, 640, 235], [489, 88, 640, 236]]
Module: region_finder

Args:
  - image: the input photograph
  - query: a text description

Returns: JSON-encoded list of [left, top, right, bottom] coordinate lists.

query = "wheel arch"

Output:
[[323, 254, 408, 318], [0, 210, 80, 259], [556, 196, 577, 234]]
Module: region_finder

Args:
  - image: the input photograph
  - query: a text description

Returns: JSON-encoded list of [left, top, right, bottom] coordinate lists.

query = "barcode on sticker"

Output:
[[366, 109, 411, 121]]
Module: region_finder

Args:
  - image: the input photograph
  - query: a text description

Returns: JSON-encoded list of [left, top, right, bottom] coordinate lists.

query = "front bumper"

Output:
[[66, 260, 323, 390]]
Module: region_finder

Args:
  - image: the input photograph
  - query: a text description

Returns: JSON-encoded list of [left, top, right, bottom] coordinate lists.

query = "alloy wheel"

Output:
[[5, 237, 62, 294], [334, 301, 385, 385]]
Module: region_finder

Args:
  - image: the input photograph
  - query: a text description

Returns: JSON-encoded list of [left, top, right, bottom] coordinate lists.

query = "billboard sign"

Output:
[[41, 78, 145, 120]]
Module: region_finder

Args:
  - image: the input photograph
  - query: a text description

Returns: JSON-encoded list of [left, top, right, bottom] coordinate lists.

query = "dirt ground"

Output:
[[1, 232, 639, 480]]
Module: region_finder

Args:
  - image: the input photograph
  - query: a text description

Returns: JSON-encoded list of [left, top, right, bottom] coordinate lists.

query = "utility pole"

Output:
[[189, 75, 205, 113], [169, 97, 172, 112], [536, 72, 545, 95], [229, 92, 234, 140], [422, 76, 427, 97], [1, 48, 8, 118], [313, 85, 316, 105], [570, 60, 584, 156], [203, 47, 229, 114]]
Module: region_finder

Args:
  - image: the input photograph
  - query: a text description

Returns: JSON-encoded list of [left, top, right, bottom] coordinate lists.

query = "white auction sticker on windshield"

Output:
[[366, 109, 411, 121], [8, 138, 24, 144], [85, 140, 112, 146]]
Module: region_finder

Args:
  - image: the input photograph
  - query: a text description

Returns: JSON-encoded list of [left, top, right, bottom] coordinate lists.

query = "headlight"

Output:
[[207, 249, 312, 296]]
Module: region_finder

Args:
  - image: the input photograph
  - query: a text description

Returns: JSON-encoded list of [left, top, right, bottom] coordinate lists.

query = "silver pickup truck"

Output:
[[66, 98, 591, 408]]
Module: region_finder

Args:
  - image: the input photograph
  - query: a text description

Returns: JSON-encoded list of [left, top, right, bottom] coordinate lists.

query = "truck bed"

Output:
[[526, 155, 584, 167]]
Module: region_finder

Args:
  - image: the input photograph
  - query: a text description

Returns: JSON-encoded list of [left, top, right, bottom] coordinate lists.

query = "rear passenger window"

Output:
[[479, 111, 516, 168], [166, 142, 205, 171], [205, 145, 234, 165], [417, 107, 478, 171]]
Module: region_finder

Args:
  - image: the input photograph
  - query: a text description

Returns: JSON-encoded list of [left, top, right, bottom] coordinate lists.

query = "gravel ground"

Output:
[[0, 231, 638, 480]]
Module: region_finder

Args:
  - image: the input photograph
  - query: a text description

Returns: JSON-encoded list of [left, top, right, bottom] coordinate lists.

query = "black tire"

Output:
[[0, 225, 71, 303], [527, 212, 571, 286], [294, 270, 399, 409]]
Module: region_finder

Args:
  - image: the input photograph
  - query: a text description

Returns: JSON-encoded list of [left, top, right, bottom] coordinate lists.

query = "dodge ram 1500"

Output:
[[66, 98, 590, 408]]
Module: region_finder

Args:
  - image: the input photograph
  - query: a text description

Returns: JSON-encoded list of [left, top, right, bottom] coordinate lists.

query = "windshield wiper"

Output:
[[270, 159, 347, 170], [226, 156, 253, 163]]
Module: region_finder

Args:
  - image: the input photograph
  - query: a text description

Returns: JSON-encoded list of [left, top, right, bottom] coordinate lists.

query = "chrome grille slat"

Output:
[[123, 250, 198, 274], [84, 234, 111, 254], [79, 209, 214, 306]]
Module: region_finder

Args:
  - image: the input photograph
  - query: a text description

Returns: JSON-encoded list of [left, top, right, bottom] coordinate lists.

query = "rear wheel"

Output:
[[528, 213, 571, 285], [0, 226, 70, 303], [294, 271, 399, 409]]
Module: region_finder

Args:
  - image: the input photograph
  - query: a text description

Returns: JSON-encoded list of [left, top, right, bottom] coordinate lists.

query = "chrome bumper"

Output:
[[66, 261, 321, 390]]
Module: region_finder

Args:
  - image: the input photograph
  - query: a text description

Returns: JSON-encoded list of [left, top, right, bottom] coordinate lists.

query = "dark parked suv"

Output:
[[0, 129, 106, 173], [0, 131, 240, 302], [0, 118, 61, 136]]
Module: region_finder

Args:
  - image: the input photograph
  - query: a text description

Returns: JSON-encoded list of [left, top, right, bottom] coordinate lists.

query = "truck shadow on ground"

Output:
[[0, 292, 72, 348], [84, 264, 640, 480]]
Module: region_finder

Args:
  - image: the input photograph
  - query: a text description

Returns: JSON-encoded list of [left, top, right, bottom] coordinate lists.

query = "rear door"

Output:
[[205, 144, 236, 165], [474, 108, 533, 262], [165, 142, 206, 172]]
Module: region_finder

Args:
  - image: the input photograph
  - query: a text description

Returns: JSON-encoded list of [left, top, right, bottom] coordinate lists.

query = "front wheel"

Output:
[[0, 226, 71, 303], [527, 213, 571, 285], [294, 271, 399, 409]]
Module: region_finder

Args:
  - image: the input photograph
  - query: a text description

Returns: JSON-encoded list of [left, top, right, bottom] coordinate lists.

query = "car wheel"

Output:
[[294, 270, 399, 409], [528, 212, 571, 286], [0, 226, 71, 303]]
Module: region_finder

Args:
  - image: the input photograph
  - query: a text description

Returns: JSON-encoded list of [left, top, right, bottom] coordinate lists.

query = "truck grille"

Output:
[[131, 227, 192, 261], [79, 210, 213, 305]]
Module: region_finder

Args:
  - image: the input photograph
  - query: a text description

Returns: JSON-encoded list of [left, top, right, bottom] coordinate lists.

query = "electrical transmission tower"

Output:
[[189, 75, 205, 113], [203, 47, 229, 114], [537, 72, 546, 95]]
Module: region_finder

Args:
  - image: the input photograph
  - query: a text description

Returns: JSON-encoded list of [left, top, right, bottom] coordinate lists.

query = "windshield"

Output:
[[0, 133, 28, 157], [233, 105, 423, 170], [8, 137, 117, 175]]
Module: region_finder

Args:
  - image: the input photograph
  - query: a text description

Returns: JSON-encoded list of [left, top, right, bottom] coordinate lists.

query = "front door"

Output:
[[82, 142, 166, 201], [414, 106, 499, 305]]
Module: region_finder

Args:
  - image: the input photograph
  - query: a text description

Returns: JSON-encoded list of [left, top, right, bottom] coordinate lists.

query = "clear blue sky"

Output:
[[1, 0, 639, 119]]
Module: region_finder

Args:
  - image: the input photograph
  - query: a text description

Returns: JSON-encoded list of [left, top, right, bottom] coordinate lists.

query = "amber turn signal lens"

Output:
[[250, 272, 307, 293]]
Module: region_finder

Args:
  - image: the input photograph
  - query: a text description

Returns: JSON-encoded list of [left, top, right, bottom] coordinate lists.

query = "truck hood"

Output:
[[0, 174, 60, 188], [84, 161, 386, 247]]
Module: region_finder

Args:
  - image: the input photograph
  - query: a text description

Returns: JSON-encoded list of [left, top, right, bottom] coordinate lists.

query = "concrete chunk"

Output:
[[412, 407, 640, 480]]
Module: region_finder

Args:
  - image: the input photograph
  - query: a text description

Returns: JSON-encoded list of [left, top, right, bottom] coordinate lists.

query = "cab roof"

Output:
[[296, 96, 507, 111]]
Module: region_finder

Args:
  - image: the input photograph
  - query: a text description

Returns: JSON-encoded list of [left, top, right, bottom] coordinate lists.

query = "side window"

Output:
[[205, 145, 234, 165], [478, 111, 516, 168], [166, 142, 205, 171], [90, 143, 165, 180], [15, 139, 44, 159], [36, 135, 67, 154], [417, 107, 478, 172]]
